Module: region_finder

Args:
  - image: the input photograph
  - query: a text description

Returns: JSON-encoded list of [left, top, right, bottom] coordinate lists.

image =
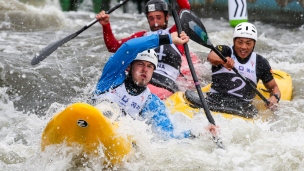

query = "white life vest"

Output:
[[92, 83, 151, 119], [145, 28, 182, 81]]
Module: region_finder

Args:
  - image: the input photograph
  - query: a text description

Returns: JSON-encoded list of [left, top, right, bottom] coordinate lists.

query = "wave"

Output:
[[0, 0, 73, 31]]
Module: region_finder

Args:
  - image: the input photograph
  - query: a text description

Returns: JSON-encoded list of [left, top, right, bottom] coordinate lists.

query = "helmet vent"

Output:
[[145, 0, 169, 14], [233, 22, 257, 41]]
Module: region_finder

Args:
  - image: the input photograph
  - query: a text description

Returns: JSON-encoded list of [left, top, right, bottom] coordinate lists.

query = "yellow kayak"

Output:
[[41, 70, 292, 166], [41, 103, 132, 166], [165, 69, 292, 121]]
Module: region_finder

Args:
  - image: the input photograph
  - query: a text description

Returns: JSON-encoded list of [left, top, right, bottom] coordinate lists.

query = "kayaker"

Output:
[[95, 0, 202, 100], [91, 31, 203, 139], [206, 22, 281, 117]]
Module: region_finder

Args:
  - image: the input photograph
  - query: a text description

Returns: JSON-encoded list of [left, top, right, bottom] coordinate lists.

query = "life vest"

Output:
[[210, 46, 257, 101], [92, 83, 151, 119], [145, 28, 182, 83]]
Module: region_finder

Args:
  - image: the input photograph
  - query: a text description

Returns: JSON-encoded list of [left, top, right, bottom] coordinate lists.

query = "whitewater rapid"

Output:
[[1, 0, 304, 170]]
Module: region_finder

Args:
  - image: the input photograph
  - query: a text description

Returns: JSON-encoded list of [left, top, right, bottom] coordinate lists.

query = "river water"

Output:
[[1, 0, 304, 170]]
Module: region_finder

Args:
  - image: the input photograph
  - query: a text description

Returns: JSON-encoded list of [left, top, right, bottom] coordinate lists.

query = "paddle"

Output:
[[179, 9, 270, 106], [31, 0, 130, 65], [169, 0, 224, 149]]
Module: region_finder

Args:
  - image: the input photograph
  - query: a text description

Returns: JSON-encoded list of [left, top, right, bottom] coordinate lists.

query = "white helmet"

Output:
[[233, 22, 257, 41], [134, 49, 158, 69]]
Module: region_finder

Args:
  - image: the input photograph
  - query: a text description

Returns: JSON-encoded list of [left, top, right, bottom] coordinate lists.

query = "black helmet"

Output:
[[145, 0, 169, 15]]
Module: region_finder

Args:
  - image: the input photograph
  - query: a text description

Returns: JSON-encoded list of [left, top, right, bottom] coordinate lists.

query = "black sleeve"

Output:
[[214, 45, 232, 57], [159, 35, 171, 45], [256, 54, 274, 84], [211, 45, 232, 72]]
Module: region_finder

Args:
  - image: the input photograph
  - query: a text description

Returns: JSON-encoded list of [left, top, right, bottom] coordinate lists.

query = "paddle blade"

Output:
[[179, 9, 213, 49], [31, 0, 130, 65], [31, 32, 78, 65], [213, 135, 225, 149]]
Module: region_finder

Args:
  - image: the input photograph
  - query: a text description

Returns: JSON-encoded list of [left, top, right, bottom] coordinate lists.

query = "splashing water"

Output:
[[1, 0, 304, 170]]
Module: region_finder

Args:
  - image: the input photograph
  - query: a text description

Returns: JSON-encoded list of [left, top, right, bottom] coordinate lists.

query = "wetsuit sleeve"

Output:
[[95, 34, 170, 93], [256, 54, 274, 84], [169, 0, 191, 33], [177, 0, 191, 9], [169, 0, 191, 55], [102, 23, 147, 53], [141, 94, 191, 139], [215, 45, 232, 57], [210, 45, 232, 72]]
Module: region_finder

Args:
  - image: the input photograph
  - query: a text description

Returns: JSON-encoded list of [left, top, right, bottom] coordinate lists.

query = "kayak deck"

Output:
[[41, 103, 132, 165], [165, 69, 292, 120]]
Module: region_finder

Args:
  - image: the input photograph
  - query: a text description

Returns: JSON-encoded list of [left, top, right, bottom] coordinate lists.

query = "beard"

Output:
[[125, 73, 148, 96], [133, 73, 149, 87], [134, 79, 148, 87]]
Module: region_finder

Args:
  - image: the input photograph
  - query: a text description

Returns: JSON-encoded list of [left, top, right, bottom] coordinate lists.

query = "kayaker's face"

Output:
[[233, 37, 255, 59], [147, 11, 169, 31], [130, 60, 154, 87]]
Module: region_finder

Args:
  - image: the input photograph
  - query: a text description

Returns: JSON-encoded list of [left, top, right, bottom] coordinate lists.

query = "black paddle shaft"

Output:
[[170, 1, 216, 126], [179, 9, 270, 106], [31, 0, 130, 65]]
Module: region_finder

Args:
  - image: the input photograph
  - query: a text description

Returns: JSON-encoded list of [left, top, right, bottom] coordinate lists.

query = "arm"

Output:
[[169, 0, 191, 33], [207, 45, 234, 70], [95, 34, 165, 93], [169, 0, 191, 54], [95, 31, 189, 93], [142, 94, 191, 139], [103, 23, 146, 52], [264, 79, 281, 108], [177, 0, 190, 9], [257, 55, 281, 109], [96, 10, 147, 53]]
